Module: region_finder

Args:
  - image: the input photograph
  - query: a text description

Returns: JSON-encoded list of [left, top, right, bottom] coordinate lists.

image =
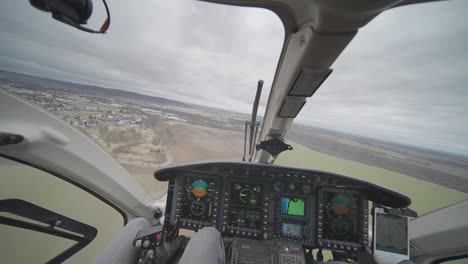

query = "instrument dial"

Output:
[[190, 199, 206, 216], [239, 188, 254, 204], [301, 184, 312, 195], [273, 181, 285, 192]]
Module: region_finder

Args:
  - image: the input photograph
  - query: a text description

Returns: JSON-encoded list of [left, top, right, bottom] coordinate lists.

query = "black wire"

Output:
[[101, 0, 110, 32], [75, 0, 110, 34]]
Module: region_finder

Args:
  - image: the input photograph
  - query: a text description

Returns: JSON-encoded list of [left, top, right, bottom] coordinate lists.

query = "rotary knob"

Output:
[[273, 181, 285, 192], [301, 184, 312, 195]]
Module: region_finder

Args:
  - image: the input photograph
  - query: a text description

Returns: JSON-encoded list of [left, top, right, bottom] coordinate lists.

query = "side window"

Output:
[[0, 156, 124, 263]]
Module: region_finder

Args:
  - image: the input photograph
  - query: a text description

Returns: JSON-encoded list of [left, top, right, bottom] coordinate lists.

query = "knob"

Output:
[[301, 184, 312, 195], [142, 240, 150, 248], [288, 182, 296, 192], [273, 181, 285, 192]]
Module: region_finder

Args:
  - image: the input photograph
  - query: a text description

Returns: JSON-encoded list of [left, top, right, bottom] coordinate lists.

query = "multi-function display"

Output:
[[322, 191, 360, 243], [228, 182, 263, 230]]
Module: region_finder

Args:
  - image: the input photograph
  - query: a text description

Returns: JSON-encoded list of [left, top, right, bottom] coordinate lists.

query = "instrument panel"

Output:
[[156, 161, 410, 254]]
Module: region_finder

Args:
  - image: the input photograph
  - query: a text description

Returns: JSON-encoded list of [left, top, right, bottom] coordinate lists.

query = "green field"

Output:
[[277, 141, 468, 216]]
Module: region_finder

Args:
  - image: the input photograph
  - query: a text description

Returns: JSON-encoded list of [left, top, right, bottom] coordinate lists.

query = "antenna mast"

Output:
[[242, 80, 263, 162]]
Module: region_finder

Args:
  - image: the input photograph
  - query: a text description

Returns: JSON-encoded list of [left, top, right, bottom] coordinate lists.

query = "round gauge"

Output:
[[301, 184, 312, 195], [331, 218, 352, 236], [273, 181, 285, 192], [313, 175, 321, 183], [239, 188, 254, 204], [287, 182, 296, 192], [190, 200, 206, 216], [331, 194, 351, 215], [192, 179, 208, 198]]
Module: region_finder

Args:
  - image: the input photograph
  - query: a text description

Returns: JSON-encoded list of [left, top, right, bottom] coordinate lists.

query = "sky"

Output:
[[0, 0, 467, 155]]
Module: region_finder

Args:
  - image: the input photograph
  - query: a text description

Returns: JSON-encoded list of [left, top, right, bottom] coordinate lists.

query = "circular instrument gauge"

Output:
[[190, 200, 206, 216], [192, 179, 208, 198], [273, 181, 285, 192], [239, 188, 254, 204], [301, 184, 312, 195], [331, 217, 352, 236], [331, 194, 351, 215], [312, 175, 321, 183]]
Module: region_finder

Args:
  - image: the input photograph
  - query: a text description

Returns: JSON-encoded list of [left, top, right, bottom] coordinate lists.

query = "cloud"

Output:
[[0, 0, 467, 155]]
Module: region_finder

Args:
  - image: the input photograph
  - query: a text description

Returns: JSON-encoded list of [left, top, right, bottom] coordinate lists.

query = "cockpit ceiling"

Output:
[[201, 0, 445, 33]]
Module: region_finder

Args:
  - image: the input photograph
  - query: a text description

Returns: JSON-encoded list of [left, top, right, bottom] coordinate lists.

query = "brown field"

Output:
[[164, 121, 244, 163]]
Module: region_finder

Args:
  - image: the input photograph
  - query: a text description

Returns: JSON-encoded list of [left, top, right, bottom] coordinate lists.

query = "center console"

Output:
[[230, 238, 305, 264]]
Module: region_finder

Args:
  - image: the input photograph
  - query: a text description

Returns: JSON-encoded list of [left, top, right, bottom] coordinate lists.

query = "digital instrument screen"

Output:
[[281, 197, 305, 216], [228, 209, 261, 229], [229, 182, 263, 229], [376, 213, 408, 255], [282, 223, 302, 237], [322, 191, 359, 242], [181, 177, 216, 222], [230, 182, 262, 207]]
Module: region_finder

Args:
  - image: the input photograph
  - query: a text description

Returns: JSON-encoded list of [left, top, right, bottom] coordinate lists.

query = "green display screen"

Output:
[[281, 197, 305, 216]]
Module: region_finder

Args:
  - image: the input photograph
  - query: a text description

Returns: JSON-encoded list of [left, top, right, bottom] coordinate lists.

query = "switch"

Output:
[[156, 232, 163, 243], [135, 239, 142, 247]]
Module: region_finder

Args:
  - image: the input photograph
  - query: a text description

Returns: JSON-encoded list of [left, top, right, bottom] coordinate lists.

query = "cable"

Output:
[[75, 0, 111, 34]]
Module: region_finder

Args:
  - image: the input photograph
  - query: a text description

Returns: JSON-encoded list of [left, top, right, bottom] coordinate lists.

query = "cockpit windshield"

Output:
[[0, 0, 283, 199]]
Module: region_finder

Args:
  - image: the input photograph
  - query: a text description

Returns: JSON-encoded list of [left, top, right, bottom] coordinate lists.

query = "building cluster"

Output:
[[5, 86, 186, 129]]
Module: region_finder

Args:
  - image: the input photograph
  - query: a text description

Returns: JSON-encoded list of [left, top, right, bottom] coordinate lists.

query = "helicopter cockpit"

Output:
[[129, 161, 413, 264], [1, 0, 468, 263]]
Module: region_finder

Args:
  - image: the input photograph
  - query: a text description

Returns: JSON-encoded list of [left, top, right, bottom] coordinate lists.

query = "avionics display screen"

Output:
[[230, 182, 263, 208], [281, 197, 305, 216], [282, 223, 303, 237], [376, 213, 408, 255], [181, 177, 217, 222], [322, 191, 359, 242], [228, 182, 263, 229], [228, 208, 261, 229]]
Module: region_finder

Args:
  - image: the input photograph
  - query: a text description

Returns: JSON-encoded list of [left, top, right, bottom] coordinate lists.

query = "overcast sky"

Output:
[[1, 0, 467, 155]]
